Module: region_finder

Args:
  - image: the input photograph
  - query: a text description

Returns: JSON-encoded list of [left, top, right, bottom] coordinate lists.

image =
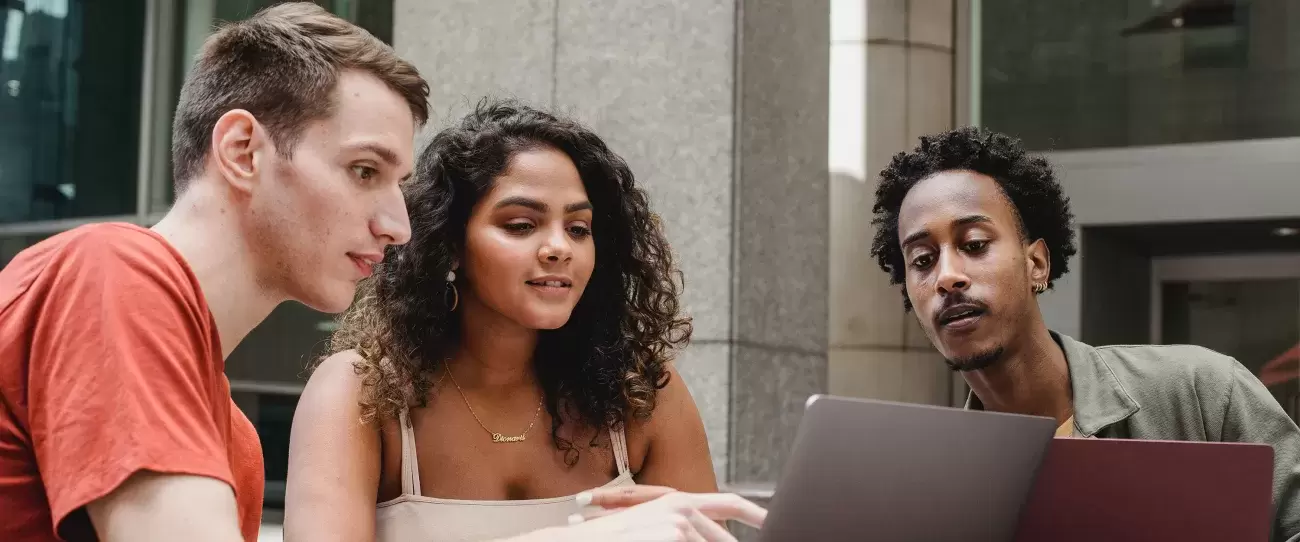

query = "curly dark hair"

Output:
[[869, 126, 1077, 310], [324, 99, 692, 463]]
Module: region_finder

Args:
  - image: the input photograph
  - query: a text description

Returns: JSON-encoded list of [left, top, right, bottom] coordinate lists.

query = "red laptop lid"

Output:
[[1015, 438, 1274, 542]]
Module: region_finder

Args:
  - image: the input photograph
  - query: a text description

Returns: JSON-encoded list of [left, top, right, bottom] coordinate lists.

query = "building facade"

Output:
[[3, 1, 1299, 539], [975, 0, 1300, 423], [828, 0, 1300, 426]]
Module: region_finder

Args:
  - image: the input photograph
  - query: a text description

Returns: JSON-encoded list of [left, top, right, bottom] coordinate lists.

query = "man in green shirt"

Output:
[[867, 126, 1300, 541]]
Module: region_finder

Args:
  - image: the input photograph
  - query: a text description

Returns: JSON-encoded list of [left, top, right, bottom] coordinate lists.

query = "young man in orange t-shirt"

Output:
[[0, 3, 429, 540]]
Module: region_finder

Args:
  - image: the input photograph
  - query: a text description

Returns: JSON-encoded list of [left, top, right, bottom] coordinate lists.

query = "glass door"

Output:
[[1153, 254, 1300, 424]]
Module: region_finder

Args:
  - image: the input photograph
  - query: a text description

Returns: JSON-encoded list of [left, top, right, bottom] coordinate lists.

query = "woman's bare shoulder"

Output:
[[299, 349, 371, 410]]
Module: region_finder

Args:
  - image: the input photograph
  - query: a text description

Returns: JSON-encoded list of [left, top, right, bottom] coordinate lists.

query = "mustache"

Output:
[[937, 292, 989, 315]]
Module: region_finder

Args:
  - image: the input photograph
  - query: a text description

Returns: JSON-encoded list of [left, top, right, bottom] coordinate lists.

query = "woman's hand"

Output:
[[510, 486, 766, 542]]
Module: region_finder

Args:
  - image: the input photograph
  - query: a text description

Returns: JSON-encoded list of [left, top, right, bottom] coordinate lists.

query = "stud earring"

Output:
[[446, 270, 459, 311]]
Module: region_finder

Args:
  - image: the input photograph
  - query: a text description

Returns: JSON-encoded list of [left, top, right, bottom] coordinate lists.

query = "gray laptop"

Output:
[[757, 394, 1056, 541]]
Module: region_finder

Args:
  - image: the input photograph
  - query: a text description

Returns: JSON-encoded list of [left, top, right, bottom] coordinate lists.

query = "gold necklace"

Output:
[[444, 367, 544, 443]]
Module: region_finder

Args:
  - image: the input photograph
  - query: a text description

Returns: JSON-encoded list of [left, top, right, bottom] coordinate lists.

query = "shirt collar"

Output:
[[964, 331, 1140, 436]]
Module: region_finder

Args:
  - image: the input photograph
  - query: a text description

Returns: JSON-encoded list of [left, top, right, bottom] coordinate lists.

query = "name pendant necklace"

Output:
[[444, 368, 544, 443]]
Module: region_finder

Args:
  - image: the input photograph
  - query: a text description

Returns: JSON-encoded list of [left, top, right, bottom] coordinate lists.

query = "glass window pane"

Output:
[[0, 233, 51, 268], [979, 0, 1300, 150], [0, 1, 146, 224]]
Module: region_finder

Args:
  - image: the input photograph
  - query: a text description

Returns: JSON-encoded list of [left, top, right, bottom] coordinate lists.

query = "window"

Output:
[[978, 0, 1300, 150], [0, 0, 147, 224]]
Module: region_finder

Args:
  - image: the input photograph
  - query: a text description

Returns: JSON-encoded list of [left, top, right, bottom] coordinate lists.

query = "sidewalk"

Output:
[[259, 523, 283, 542]]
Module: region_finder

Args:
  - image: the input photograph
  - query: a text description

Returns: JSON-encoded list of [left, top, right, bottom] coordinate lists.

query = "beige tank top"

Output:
[[375, 409, 636, 542]]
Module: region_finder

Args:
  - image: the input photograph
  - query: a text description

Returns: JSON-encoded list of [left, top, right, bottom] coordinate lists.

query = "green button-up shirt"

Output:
[[967, 332, 1300, 542]]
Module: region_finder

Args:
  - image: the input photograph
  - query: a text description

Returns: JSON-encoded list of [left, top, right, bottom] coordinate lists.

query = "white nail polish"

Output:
[[567, 513, 584, 525], [575, 491, 593, 507]]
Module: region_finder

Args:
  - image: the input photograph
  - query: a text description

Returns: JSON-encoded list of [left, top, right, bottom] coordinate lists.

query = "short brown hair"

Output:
[[171, 2, 429, 190]]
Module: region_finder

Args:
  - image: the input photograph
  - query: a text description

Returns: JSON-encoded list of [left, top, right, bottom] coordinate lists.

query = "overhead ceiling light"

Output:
[[1273, 227, 1299, 237], [1121, 0, 1239, 36]]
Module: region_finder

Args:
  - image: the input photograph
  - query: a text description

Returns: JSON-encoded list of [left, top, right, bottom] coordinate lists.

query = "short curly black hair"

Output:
[[869, 126, 1077, 310]]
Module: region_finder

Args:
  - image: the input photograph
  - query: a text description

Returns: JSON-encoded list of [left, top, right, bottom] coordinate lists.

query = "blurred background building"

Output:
[[2, 0, 1298, 538], [830, 0, 1300, 448]]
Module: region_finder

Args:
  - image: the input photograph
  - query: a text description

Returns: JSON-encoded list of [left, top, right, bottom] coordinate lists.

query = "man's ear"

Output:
[[1026, 238, 1051, 289], [209, 109, 270, 195]]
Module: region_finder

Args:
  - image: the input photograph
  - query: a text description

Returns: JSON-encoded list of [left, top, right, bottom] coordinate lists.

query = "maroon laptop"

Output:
[[1014, 438, 1275, 542]]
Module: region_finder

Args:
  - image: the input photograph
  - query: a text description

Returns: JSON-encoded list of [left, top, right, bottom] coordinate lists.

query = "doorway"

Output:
[[1151, 253, 1300, 423]]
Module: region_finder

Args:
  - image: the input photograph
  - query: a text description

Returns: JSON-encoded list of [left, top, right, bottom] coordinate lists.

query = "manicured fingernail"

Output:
[[567, 513, 584, 525], [575, 491, 592, 507]]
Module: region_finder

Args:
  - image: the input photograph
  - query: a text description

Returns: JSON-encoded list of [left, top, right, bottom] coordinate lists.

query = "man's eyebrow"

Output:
[[954, 214, 993, 227], [900, 215, 993, 247], [901, 229, 931, 247], [350, 143, 401, 167]]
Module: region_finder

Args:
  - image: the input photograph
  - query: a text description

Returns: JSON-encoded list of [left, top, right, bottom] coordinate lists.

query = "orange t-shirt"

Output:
[[0, 223, 263, 541]]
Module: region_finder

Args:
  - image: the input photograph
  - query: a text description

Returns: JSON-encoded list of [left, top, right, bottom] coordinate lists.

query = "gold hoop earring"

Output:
[[1032, 282, 1047, 294], [446, 270, 459, 311]]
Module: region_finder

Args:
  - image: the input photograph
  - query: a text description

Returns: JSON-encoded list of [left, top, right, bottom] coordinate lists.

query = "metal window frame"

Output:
[[134, 0, 160, 223], [142, 0, 180, 218], [230, 379, 305, 396]]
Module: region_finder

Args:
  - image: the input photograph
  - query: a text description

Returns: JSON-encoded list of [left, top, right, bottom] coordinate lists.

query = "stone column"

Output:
[[827, 0, 965, 407], [393, 0, 830, 487]]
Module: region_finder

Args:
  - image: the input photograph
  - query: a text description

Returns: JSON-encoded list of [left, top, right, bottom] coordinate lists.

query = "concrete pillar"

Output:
[[827, 0, 964, 407]]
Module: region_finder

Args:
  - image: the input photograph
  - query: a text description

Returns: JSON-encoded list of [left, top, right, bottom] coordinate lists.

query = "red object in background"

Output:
[[1258, 343, 1300, 388]]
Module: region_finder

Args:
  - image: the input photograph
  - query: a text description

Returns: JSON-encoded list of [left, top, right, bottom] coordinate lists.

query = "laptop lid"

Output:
[[1014, 438, 1274, 542], [758, 395, 1057, 542]]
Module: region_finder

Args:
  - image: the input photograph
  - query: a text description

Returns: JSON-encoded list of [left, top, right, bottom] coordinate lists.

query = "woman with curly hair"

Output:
[[283, 100, 754, 541]]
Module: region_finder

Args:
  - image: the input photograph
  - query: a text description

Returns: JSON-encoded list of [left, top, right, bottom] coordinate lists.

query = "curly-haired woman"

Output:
[[283, 100, 759, 541]]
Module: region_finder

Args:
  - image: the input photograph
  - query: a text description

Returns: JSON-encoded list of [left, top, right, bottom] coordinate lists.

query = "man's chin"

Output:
[[943, 346, 1005, 372], [298, 284, 358, 315]]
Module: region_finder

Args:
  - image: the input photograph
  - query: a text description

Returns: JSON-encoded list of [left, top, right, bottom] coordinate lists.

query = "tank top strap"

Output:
[[398, 408, 423, 496], [609, 425, 631, 476]]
